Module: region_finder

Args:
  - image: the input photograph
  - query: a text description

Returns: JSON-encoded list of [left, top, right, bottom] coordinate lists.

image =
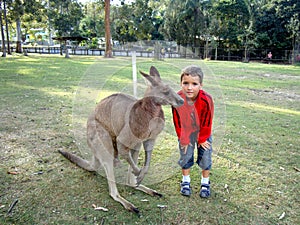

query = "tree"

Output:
[[0, 0, 6, 57], [10, 0, 24, 53], [254, 0, 295, 51], [112, 0, 165, 43], [239, 0, 259, 61], [4, 0, 44, 53], [104, 0, 112, 57], [131, 0, 157, 40], [164, 0, 195, 54], [163, 0, 206, 55], [275, 0, 300, 63], [112, 3, 137, 43], [80, 1, 105, 39], [48, 0, 83, 37], [3, 0, 10, 54], [286, 13, 299, 64], [214, 0, 250, 49]]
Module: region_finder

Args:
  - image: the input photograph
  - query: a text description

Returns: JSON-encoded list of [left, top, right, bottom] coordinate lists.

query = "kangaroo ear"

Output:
[[140, 70, 159, 86], [149, 66, 161, 81]]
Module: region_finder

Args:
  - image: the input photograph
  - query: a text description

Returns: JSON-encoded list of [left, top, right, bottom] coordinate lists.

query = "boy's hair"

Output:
[[180, 65, 204, 83]]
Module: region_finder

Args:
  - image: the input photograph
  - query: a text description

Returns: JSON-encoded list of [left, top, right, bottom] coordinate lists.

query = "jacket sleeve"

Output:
[[198, 95, 214, 143], [172, 106, 191, 146], [172, 106, 181, 138]]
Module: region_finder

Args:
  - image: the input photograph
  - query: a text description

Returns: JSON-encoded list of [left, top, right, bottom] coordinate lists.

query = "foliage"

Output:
[[47, 0, 83, 37], [0, 0, 298, 56], [80, 1, 105, 38], [112, 0, 165, 42]]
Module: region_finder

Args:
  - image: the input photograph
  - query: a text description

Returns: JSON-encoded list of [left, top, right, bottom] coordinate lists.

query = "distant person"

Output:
[[267, 52, 272, 63], [161, 48, 165, 59], [172, 65, 214, 198]]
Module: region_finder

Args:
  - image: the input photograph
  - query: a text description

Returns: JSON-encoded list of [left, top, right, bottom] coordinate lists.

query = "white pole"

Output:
[[132, 51, 137, 98]]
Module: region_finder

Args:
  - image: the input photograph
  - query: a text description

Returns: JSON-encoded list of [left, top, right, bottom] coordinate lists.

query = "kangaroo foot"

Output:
[[134, 184, 163, 198], [152, 190, 163, 198], [129, 205, 140, 216], [111, 193, 140, 216]]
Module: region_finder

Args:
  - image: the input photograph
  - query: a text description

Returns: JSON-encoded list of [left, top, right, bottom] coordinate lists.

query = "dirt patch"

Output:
[[249, 88, 300, 101]]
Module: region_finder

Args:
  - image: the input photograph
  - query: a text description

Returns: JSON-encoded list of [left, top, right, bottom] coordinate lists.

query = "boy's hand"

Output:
[[180, 143, 193, 154], [198, 141, 211, 150]]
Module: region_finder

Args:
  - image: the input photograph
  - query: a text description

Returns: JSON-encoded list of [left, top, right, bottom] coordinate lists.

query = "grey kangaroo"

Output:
[[59, 66, 184, 214]]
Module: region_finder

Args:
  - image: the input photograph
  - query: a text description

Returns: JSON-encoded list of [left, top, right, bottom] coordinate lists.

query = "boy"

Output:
[[172, 65, 214, 198]]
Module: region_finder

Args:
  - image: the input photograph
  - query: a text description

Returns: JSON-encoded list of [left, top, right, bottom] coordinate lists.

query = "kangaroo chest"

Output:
[[129, 105, 165, 140]]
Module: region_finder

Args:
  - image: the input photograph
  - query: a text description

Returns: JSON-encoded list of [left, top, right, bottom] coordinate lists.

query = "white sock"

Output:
[[182, 175, 191, 183], [201, 176, 209, 184]]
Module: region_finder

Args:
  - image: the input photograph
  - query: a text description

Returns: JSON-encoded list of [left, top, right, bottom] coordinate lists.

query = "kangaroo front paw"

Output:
[[131, 167, 141, 176], [136, 167, 148, 185]]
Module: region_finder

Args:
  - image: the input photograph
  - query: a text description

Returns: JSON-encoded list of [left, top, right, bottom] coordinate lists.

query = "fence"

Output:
[[6, 46, 182, 58], [2, 46, 297, 64]]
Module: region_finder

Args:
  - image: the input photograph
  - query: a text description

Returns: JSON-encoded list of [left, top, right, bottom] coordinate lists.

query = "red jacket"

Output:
[[172, 90, 214, 145]]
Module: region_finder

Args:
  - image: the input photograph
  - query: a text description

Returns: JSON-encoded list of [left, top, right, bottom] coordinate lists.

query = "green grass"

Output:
[[1, 55, 299, 224]]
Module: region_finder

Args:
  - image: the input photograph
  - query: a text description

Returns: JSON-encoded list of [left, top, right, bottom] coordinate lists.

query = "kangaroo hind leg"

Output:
[[90, 122, 140, 214], [103, 158, 140, 214]]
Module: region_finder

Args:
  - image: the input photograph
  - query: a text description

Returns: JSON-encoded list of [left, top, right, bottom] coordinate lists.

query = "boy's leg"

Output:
[[178, 135, 196, 196], [202, 170, 210, 180], [178, 136, 196, 182], [182, 168, 191, 182], [197, 137, 212, 198], [179, 151, 193, 196]]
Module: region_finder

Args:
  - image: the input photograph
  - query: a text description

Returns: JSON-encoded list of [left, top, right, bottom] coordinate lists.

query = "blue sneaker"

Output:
[[180, 182, 192, 196], [199, 182, 210, 198]]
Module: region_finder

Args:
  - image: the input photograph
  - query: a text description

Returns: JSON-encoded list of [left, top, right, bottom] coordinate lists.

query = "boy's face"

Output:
[[180, 74, 202, 101]]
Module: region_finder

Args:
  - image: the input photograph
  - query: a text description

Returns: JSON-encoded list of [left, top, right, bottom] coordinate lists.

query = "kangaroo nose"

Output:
[[178, 98, 184, 105]]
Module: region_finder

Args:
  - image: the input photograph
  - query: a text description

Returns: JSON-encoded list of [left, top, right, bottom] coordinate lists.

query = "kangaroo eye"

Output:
[[162, 86, 170, 94]]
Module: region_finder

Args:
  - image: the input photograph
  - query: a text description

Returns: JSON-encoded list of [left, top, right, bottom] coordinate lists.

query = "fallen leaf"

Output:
[[33, 171, 43, 175], [94, 207, 108, 212], [279, 212, 285, 220], [293, 167, 300, 172], [7, 171, 18, 175]]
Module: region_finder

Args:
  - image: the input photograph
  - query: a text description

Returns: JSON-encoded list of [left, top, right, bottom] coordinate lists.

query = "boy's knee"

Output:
[[197, 150, 212, 169], [178, 159, 194, 169]]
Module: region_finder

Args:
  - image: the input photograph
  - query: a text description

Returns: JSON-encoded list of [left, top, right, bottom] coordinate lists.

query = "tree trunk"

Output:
[[47, 0, 53, 46], [3, 0, 10, 54], [291, 36, 295, 65], [16, 18, 22, 53], [104, 0, 112, 58], [0, 1, 6, 57]]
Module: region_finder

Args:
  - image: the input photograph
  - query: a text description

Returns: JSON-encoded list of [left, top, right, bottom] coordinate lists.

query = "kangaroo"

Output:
[[59, 66, 184, 214]]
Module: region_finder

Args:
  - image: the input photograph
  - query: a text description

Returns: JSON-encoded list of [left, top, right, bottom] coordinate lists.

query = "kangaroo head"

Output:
[[139, 66, 184, 107]]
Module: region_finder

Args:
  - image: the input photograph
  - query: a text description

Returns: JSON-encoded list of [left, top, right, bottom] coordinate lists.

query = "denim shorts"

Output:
[[178, 133, 212, 170]]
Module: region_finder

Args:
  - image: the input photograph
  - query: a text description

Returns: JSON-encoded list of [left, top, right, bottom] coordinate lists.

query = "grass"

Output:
[[1, 54, 299, 224]]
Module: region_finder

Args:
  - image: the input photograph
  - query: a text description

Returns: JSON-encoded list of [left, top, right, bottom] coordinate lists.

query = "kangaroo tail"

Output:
[[58, 150, 96, 172]]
